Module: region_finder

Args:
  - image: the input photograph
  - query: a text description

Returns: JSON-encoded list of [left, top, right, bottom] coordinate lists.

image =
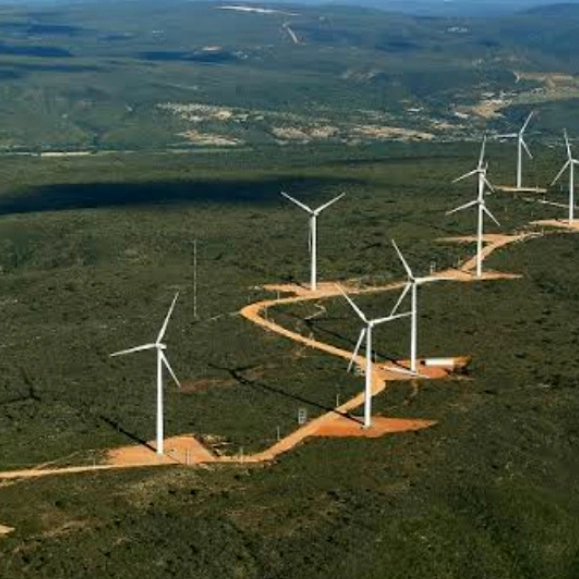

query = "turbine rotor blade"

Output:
[[446, 199, 478, 215], [551, 160, 571, 186], [453, 169, 478, 183], [161, 351, 180, 388], [521, 137, 533, 159], [372, 311, 412, 326], [478, 135, 487, 169], [280, 191, 313, 213], [496, 133, 517, 139], [564, 129, 572, 160], [520, 111, 534, 134], [483, 205, 501, 227], [483, 175, 495, 193], [314, 192, 345, 214], [110, 343, 156, 357], [157, 292, 179, 344], [390, 282, 411, 316], [308, 218, 313, 252], [391, 239, 414, 280], [336, 285, 368, 324], [348, 328, 366, 373]]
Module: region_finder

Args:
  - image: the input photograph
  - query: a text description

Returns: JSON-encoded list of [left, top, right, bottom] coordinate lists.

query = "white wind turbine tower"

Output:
[[390, 240, 450, 374], [551, 129, 579, 222], [339, 286, 410, 429], [281, 191, 345, 291], [110, 293, 181, 456], [497, 111, 534, 190], [448, 138, 500, 278]]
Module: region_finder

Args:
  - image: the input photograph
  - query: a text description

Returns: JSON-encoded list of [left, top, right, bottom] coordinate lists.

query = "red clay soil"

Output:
[[438, 232, 536, 276], [313, 416, 436, 438], [532, 219, 579, 232], [376, 358, 468, 382], [0, 436, 217, 481], [106, 434, 216, 466], [0, 226, 537, 481]]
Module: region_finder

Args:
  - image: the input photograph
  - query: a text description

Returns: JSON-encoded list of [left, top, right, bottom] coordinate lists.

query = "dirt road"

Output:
[[0, 229, 540, 482]]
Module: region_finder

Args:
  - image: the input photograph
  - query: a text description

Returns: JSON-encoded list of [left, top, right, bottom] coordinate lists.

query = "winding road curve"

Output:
[[0, 228, 550, 484]]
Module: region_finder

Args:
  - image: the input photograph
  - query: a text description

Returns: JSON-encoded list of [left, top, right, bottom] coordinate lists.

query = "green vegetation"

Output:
[[0, 0, 579, 151], [0, 137, 578, 577], [1, 2, 579, 576]]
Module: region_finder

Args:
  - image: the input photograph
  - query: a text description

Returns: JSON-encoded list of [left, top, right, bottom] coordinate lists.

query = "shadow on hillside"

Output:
[[216, 365, 363, 425], [278, 310, 416, 375], [99, 414, 156, 451], [0, 175, 360, 216]]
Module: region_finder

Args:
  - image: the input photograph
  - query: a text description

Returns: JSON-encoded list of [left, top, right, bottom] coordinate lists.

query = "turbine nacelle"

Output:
[[452, 136, 494, 196], [281, 191, 345, 216], [496, 112, 534, 146], [281, 191, 345, 290], [390, 239, 451, 373], [336, 284, 410, 328], [446, 199, 500, 227], [337, 285, 411, 381]]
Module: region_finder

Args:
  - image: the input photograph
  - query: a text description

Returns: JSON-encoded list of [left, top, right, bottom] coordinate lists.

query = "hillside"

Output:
[[0, 1, 578, 152], [523, 2, 579, 16], [0, 139, 579, 577], [1, 3, 579, 575]]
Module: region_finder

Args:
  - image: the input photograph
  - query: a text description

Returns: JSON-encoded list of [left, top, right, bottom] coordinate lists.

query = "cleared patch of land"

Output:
[[0, 524, 14, 538]]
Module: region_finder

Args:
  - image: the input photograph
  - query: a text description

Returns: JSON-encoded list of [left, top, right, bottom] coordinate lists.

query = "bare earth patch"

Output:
[[106, 434, 216, 466], [511, 71, 579, 105], [158, 102, 237, 122], [271, 125, 339, 142], [0, 225, 536, 480], [178, 130, 242, 146], [515, 71, 577, 88], [313, 416, 435, 438], [0, 524, 14, 538], [532, 219, 579, 232], [352, 124, 434, 141]]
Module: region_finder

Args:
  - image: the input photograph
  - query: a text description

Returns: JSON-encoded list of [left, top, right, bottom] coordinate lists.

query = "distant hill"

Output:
[[351, 0, 579, 17], [522, 2, 579, 16], [12, 0, 579, 17], [1, 0, 579, 152]]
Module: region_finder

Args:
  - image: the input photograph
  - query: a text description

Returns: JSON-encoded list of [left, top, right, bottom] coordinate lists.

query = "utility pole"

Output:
[[193, 239, 198, 319]]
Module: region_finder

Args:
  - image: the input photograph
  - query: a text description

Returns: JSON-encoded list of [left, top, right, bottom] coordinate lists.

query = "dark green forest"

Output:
[[1, 1, 579, 577], [0, 137, 578, 577]]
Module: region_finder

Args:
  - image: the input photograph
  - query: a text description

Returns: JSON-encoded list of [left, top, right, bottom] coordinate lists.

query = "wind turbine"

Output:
[[110, 293, 181, 456], [390, 240, 450, 374], [497, 111, 534, 190], [448, 140, 500, 278], [281, 191, 345, 291], [551, 129, 579, 222], [339, 286, 410, 429]]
